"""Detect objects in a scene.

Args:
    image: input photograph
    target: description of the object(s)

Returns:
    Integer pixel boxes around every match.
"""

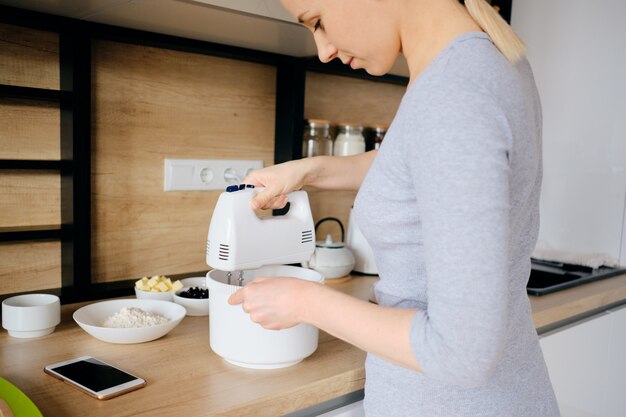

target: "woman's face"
[281,0,401,75]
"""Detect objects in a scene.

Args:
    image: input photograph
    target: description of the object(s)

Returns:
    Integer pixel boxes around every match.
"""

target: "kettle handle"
[314,217,345,242]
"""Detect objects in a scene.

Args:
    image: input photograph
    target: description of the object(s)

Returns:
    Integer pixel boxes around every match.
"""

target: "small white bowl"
[173,286,209,316]
[134,287,174,301]
[73,299,185,344]
[180,277,207,288]
[2,294,60,338]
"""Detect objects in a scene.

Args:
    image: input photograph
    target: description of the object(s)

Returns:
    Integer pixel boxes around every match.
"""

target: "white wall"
[511,0,626,263]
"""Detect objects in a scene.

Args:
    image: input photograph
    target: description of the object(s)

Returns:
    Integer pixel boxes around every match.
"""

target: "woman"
[229,0,560,415]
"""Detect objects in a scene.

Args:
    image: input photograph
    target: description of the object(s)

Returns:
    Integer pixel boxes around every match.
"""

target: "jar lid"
[337,122,364,128]
[336,123,364,135]
[369,124,389,133]
[306,119,331,128]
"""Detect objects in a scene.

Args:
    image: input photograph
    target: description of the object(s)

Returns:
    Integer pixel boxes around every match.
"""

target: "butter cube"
[155,281,170,292]
[172,280,183,291]
[147,276,159,288]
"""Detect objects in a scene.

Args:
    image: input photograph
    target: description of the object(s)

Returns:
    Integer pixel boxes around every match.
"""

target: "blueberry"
[180,286,208,299]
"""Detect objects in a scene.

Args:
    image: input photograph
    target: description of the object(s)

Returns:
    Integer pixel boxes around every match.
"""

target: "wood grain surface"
[0,277,373,417]
[0,98,60,160]
[91,40,276,283]
[303,73,404,245]
[0,170,60,227]
[304,72,405,127]
[1,274,624,416]
[0,23,59,89]
[0,240,61,294]
[531,274,626,330]
[307,189,358,245]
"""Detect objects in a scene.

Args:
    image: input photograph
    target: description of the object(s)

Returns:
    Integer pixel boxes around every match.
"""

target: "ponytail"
[464,0,526,64]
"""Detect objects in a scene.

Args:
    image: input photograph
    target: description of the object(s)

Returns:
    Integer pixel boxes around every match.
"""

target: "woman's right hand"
[244,159,313,210]
[245,151,377,210]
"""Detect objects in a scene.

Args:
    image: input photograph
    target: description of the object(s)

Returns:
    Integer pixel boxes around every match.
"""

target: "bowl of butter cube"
[134,275,183,301]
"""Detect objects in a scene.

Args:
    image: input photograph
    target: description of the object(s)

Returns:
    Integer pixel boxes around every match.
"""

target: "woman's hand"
[228,277,316,330]
[244,159,313,210]
[244,152,377,210]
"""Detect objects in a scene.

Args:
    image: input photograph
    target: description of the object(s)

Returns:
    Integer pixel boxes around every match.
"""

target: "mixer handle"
[249,189,312,222]
[272,202,290,217]
[314,217,345,242]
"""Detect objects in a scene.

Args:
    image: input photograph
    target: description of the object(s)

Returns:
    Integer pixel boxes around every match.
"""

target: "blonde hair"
[464,0,526,64]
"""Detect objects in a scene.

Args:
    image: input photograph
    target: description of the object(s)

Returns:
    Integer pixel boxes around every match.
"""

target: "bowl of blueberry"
[173,286,209,316]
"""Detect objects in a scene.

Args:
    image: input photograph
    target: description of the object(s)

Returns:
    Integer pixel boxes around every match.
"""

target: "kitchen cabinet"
[539,305,626,417]
[316,401,364,417]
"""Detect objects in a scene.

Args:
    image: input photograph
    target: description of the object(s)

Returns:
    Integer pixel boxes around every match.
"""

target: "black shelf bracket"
[0,226,62,242]
[0,84,67,102]
[59,22,93,302]
[275,57,307,164]
[0,160,69,170]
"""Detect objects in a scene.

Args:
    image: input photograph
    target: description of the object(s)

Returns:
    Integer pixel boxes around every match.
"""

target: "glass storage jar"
[371,124,388,150]
[333,123,365,156]
[302,119,333,158]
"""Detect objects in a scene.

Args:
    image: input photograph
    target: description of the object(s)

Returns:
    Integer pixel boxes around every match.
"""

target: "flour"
[103,307,169,328]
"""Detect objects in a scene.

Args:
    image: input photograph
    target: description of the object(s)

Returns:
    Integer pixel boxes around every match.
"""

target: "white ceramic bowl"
[2,294,60,338]
[173,286,209,316]
[134,287,174,301]
[180,277,207,288]
[73,299,185,344]
[207,265,324,369]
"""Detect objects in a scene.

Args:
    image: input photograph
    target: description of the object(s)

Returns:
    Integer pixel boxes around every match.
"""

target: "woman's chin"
[363,66,387,77]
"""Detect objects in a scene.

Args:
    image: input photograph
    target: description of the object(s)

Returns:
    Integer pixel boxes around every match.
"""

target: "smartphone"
[44,356,146,400]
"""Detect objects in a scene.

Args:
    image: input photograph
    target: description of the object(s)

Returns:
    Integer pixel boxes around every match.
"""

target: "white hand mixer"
[206,186,316,285]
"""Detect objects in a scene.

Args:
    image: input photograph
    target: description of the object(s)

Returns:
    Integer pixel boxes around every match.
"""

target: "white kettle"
[302,217,355,279]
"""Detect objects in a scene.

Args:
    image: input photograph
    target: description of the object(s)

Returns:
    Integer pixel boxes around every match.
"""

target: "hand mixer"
[206,186,316,286]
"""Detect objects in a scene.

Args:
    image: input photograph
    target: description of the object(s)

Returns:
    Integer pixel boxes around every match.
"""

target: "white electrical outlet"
[164,159,264,191]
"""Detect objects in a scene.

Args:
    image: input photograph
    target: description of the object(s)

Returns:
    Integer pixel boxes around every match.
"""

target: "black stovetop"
[527,258,626,296]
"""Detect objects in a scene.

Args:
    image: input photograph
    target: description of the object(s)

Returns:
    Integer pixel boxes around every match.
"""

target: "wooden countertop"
[1,274,625,417]
[529,272,626,332]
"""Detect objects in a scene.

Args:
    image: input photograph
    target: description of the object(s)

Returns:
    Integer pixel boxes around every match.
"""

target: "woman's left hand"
[228,277,314,330]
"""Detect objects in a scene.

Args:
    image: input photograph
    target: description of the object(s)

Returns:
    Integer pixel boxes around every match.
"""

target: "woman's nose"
[314,34,338,63]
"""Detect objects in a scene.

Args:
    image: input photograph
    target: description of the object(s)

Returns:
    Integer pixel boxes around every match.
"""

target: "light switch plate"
[164,159,264,191]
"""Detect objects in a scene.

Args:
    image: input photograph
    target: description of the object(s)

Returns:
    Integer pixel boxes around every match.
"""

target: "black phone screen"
[50,358,137,392]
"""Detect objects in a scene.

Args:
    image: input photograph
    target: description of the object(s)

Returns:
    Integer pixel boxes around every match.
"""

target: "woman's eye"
[313,19,322,32]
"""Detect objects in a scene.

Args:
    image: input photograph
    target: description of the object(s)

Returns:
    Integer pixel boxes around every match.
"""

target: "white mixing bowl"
[206,265,324,369]
[73,299,185,344]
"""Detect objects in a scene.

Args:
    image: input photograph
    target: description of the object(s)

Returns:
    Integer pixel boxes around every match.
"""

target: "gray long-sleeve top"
[354,32,560,416]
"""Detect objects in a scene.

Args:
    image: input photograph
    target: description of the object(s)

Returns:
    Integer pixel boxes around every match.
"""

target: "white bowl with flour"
[73,299,185,344]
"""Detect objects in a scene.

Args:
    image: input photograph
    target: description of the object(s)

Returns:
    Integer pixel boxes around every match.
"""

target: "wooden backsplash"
[304,72,405,242]
[0,24,61,294]
[305,72,405,127]
[0,170,60,227]
[0,23,59,89]
[91,40,276,283]
[0,99,60,160]
[0,241,60,294]
[1,21,405,293]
